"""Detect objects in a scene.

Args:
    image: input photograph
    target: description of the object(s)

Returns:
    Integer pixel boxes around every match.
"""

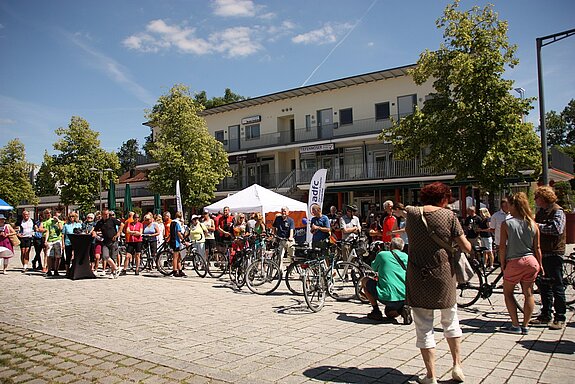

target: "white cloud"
[292,23,353,45]
[0,117,16,125]
[212,0,255,17]
[66,32,155,105]
[123,19,262,58]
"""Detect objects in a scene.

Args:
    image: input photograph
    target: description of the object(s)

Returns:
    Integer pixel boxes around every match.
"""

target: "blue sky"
[1,0,574,165]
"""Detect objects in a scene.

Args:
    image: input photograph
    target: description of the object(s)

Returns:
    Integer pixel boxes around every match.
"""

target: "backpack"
[169,221,179,249]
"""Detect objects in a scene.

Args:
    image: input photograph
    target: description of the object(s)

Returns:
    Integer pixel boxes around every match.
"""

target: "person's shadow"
[303,365,414,383]
[335,311,399,325]
[517,339,575,354]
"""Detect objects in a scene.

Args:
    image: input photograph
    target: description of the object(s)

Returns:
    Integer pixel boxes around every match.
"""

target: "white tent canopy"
[204,184,307,215]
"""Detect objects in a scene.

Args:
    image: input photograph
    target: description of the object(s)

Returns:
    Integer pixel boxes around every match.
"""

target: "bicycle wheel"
[563,258,575,306]
[156,249,173,276]
[234,258,248,288]
[302,264,326,312]
[207,251,228,278]
[456,262,484,308]
[328,261,363,301]
[192,252,208,278]
[285,261,305,295]
[246,259,282,295]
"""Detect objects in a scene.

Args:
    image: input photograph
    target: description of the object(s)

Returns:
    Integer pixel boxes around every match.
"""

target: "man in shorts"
[92,208,122,278]
[360,237,412,324]
[43,208,64,277]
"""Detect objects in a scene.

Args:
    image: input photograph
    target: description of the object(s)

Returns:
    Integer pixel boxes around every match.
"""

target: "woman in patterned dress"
[404,182,471,384]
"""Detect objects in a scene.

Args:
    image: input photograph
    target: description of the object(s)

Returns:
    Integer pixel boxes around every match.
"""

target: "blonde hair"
[479,207,491,219]
[509,192,535,230]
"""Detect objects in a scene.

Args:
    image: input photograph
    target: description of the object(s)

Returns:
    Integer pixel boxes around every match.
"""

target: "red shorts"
[94,243,102,256]
[503,255,539,284]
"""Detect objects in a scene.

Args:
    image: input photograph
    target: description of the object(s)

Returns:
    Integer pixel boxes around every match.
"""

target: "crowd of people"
[0,182,569,384]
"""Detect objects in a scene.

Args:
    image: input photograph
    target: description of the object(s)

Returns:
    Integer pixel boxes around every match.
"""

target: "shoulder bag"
[419,207,474,284]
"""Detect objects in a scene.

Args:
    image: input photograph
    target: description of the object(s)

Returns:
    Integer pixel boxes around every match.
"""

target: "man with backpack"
[169,211,186,277]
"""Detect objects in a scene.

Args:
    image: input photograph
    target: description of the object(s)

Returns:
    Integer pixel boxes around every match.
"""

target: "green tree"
[51,116,119,212]
[147,84,231,209]
[385,0,541,191]
[0,139,38,208]
[194,88,247,109]
[542,99,575,161]
[34,151,58,197]
[118,138,142,174]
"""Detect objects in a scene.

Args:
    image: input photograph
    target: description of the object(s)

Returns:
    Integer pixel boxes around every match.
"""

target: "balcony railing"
[218,157,451,192]
[220,116,393,152]
[550,147,573,174]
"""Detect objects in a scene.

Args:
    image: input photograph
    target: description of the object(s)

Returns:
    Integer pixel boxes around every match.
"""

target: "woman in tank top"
[498,192,542,335]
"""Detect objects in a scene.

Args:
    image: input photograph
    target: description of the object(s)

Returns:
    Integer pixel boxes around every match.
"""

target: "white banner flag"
[175,180,183,215]
[307,169,327,242]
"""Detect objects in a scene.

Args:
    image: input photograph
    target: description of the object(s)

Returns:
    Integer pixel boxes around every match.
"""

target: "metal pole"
[98,171,103,212]
[536,38,549,185]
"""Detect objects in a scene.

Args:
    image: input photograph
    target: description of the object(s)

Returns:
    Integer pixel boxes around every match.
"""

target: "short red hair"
[420,182,453,206]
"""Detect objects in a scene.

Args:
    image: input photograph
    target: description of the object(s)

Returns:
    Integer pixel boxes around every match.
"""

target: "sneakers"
[417,375,437,384]
[529,316,551,325]
[499,325,522,334]
[452,365,465,382]
[179,270,187,278]
[46,270,53,277]
[112,270,120,279]
[400,305,413,325]
[521,326,529,335]
[367,309,384,321]
[53,270,60,277]
[119,270,127,276]
[549,320,565,330]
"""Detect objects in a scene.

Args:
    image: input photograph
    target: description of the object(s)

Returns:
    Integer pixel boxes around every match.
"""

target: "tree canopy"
[0,139,38,209]
[385,0,541,191]
[50,116,119,212]
[544,99,575,160]
[147,84,231,210]
[118,138,142,174]
[194,88,247,109]
[34,151,58,197]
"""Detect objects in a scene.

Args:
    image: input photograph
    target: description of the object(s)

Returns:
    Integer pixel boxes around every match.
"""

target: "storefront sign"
[299,143,334,153]
[241,115,261,125]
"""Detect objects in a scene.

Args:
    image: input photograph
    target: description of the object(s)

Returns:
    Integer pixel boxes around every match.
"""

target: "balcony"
[218,157,450,191]
[219,116,393,152]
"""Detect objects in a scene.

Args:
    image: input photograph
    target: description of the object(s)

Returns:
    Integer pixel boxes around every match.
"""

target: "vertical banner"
[175,180,183,215]
[306,168,327,242]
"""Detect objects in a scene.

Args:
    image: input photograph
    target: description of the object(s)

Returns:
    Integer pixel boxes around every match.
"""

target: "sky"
[0,0,574,166]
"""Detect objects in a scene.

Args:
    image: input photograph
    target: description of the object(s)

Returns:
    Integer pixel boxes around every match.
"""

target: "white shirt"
[20,218,34,238]
[490,209,511,246]
[340,215,361,241]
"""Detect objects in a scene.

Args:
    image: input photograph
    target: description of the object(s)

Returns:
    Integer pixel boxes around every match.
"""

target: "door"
[290,119,295,143]
[229,125,240,152]
[317,108,333,139]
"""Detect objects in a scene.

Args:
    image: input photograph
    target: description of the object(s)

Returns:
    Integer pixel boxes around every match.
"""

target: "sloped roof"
[118,170,148,184]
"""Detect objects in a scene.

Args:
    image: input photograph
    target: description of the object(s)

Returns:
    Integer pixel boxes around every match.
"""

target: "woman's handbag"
[418,207,474,284]
[8,233,21,247]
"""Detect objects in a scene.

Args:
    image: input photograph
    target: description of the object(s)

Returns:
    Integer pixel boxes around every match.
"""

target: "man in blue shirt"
[272,206,295,270]
[310,203,330,253]
[360,237,412,324]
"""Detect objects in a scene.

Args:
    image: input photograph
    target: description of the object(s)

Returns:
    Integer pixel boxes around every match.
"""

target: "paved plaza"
[0,249,573,384]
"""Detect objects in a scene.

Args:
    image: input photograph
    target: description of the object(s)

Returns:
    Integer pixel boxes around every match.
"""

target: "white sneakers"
[417,365,464,384]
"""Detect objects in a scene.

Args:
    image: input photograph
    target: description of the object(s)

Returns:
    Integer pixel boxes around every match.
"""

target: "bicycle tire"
[563,258,575,306]
[285,261,305,295]
[191,251,208,278]
[234,258,248,288]
[246,259,282,295]
[207,251,228,278]
[456,261,484,308]
[327,261,362,301]
[303,264,326,312]
[156,249,173,276]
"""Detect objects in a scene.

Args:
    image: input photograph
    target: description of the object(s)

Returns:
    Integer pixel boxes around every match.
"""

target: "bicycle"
[301,246,363,312]
[207,241,231,278]
[456,246,525,312]
[245,234,283,295]
[156,239,207,278]
[138,235,165,272]
[564,252,575,306]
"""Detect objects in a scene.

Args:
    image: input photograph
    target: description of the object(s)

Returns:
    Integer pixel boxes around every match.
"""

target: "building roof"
[118,169,148,184]
[199,64,416,116]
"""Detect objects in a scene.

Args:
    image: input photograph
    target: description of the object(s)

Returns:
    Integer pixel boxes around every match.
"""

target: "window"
[215,130,225,143]
[375,102,390,120]
[305,114,312,131]
[397,94,417,120]
[245,124,260,140]
[339,108,353,126]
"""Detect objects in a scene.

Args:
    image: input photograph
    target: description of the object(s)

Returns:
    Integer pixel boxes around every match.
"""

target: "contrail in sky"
[301,0,379,86]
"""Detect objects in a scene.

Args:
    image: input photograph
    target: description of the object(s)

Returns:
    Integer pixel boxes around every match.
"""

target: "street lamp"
[89,167,113,211]
[514,87,525,123]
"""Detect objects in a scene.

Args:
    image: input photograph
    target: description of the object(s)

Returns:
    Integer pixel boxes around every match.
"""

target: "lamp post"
[514,87,525,123]
[536,28,575,186]
[89,167,112,211]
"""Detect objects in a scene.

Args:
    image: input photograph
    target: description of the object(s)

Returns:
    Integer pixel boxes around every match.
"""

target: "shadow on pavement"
[458,318,506,333]
[273,298,315,315]
[517,339,575,354]
[334,311,399,325]
[302,365,414,383]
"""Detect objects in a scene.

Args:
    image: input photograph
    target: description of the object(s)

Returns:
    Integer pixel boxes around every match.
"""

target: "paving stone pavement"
[0,249,573,383]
